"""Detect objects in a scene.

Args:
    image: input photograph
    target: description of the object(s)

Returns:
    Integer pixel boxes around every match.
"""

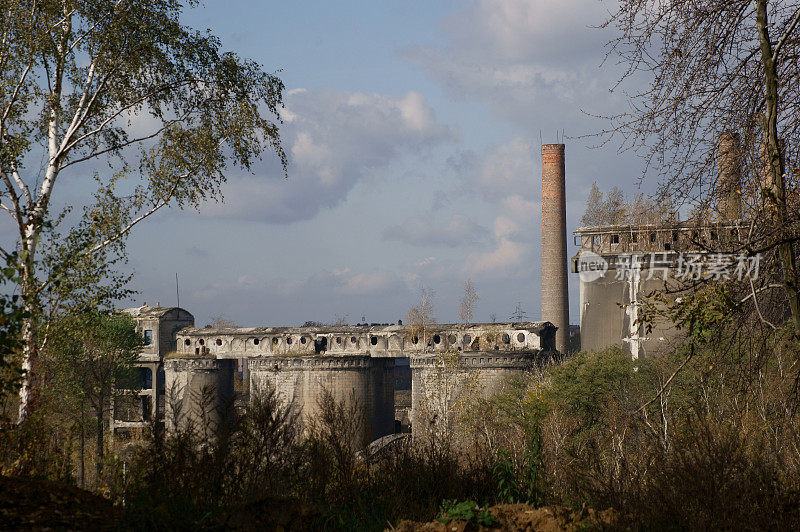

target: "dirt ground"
[392,504,620,532]
[0,475,119,530]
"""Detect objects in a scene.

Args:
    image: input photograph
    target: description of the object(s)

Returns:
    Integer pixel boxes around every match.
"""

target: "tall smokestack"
[760,138,786,193]
[717,132,742,220]
[541,144,570,354]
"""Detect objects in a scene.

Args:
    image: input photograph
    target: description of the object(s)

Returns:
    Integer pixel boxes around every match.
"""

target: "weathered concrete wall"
[164,356,234,436]
[248,355,394,445]
[410,351,547,425]
[176,322,556,359]
[578,269,684,358]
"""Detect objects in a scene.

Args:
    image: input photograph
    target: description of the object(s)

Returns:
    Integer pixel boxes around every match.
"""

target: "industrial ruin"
[115,135,751,441]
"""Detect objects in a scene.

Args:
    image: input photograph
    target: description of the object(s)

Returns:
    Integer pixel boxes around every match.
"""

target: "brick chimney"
[541,144,570,354]
[717,131,742,220]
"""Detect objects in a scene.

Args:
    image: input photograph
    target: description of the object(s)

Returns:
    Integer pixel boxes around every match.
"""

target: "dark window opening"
[300,337,307,344]
[370,336,378,345]
[711,230,718,240]
[463,334,472,344]
[517,332,525,342]
[672,231,679,242]
[216,338,222,346]
[502,333,510,344]
[253,338,260,345]
[184,339,191,346]
[199,339,205,346]
[336,337,342,344]
[139,367,153,389]
[631,233,638,242]
[143,330,153,345]
[273,337,279,345]
[195,347,200,355]
[433,334,441,344]
[650,233,656,243]
[664,243,672,251]
[351,336,357,344]
[611,234,619,244]
[287,337,293,345]
[412,336,419,344]
[314,337,328,354]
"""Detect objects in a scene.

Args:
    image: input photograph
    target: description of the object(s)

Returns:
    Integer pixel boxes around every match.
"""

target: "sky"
[36,0,654,327]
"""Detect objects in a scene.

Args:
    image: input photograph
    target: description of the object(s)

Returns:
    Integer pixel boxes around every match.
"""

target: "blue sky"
[114,0,646,327]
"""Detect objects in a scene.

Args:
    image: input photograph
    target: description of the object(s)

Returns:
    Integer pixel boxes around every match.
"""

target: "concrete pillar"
[541,144,570,354]
[248,355,395,446]
[163,356,234,437]
[410,352,538,431]
[717,132,742,220]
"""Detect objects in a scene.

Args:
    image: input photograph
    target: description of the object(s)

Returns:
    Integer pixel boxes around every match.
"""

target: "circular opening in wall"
[448,334,456,343]
[463,334,471,344]
[184,339,190,346]
[433,334,441,344]
[287,337,293,345]
[371,336,378,345]
[412,336,419,344]
[199,339,205,346]
[300,337,307,344]
[517,332,525,343]
[273,337,278,345]
[253,338,260,345]
[336,337,342,344]
[351,336,357,344]
[502,333,510,344]
[216,338,222,346]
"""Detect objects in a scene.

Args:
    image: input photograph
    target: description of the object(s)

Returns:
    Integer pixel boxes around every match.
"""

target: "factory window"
[611,234,619,244]
[336,337,342,344]
[195,348,200,355]
[433,334,441,344]
[300,336,307,344]
[139,368,153,389]
[664,243,672,251]
[198,339,204,346]
[673,231,679,242]
[286,337,293,345]
[253,338,260,345]
[650,232,656,243]
[631,233,638,243]
[143,330,153,345]
[463,334,472,344]
[412,336,419,344]
[592,235,600,246]
[184,339,190,346]
[273,337,279,345]
[710,230,717,240]
[370,336,378,345]
[216,338,222,346]
[517,333,525,342]
[502,333,510,344]
[351,336,357,344]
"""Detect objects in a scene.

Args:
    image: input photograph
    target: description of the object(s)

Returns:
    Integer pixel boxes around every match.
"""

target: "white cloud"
[383,213,488,247]
[200,89,456,224]
[403,0,623,133]
[464,238,531,277]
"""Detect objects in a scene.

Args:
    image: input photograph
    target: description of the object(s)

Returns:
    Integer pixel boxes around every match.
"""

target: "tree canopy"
[0,0,287,420]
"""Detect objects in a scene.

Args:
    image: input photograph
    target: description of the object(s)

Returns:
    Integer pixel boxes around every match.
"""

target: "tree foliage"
[600,0,800,334]
[0,0,287,419]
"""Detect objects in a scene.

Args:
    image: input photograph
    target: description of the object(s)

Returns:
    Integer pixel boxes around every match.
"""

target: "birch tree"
[0,1,286,421]
[601,0,800,336]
